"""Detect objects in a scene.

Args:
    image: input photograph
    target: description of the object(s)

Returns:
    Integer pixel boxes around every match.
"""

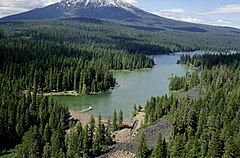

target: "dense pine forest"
[0,22,154,94]
[0,84,115,157]
[1,18,240,54]
[169,72,199,91]
[0,18,154,157]
[0,67,126,157]
[141,53,240,157]
[1,17,240,158]
[178,53,240,68]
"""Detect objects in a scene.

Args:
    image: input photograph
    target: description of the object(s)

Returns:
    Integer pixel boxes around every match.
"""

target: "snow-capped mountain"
[62,0,133,10]
[0,0,157,21]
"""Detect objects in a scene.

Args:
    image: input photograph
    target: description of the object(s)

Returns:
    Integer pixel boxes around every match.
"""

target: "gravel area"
[185,88,202,100]
[114,129,133,143]
[101,118,173,157]
[105,150,136,158]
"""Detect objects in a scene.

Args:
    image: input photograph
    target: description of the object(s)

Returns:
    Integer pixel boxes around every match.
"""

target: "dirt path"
[114,112,145,143]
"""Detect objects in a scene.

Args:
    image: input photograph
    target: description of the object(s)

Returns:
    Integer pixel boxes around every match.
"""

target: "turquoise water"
[54,51,203,119]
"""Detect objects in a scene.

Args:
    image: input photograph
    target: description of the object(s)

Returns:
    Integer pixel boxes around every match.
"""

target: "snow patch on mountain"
[61,0,135,12]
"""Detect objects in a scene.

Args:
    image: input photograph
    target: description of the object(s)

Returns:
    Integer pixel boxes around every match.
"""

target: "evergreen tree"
[83,124,90,157]
[151,133,167,158]
[50,131,65,158]
[89,115,95,155]
[112,109,118,131]
[43,123,51,143]
[43,143,51,158]
[105,118,113,145]
[137,133,149,158]
[66,129,78,158]
[19,126,41,158]
[118,109,123,129]
[207,131,223,158]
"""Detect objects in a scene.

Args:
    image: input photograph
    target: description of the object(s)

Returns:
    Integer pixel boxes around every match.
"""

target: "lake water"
[54,51,204,119]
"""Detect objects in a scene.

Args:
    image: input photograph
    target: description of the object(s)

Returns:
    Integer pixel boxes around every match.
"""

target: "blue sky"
[0,0,240,28]
[136,0,240,28]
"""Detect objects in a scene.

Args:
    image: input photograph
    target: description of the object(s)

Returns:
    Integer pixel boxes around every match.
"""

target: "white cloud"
[153,8,185,18]
[0,0,60,17]
[180,17,233,26]
[156,8,185,15]
[216,19,231,24]
[152,8,238,28]
[179,17,201,23]
[202,4,240,15]
[152,8,188,23]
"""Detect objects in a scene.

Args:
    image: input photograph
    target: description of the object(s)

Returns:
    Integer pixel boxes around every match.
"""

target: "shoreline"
[69,108,134,126]
[69,109,108,126]
[24,89,113,97]
[110,68,151,73]
[25,68,153,97]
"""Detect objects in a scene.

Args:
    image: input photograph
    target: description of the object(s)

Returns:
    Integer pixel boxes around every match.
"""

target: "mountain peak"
[62,0,132,8]
[1,0,151,21]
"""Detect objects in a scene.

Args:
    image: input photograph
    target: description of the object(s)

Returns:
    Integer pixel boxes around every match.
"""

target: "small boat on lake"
[79,106,93,113]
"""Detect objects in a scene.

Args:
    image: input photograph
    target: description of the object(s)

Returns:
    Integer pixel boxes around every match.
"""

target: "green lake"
[54,51,204,119]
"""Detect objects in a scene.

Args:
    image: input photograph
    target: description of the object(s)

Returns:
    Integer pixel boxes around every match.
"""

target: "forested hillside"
[0,15,155,157]
[0,84,114,157]
[178,53,240,68]
[1,13,240,158]
[0,21,154,95]
[1,18,240,54]
[141,53,240,157]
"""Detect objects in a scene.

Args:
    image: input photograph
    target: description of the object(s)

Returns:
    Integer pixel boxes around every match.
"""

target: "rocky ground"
[69,110,173,158]
[100,112,173,158]
[185,88,202,100]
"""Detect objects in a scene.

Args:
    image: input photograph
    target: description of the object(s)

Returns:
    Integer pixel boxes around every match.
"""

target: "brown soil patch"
[69,109,107,126]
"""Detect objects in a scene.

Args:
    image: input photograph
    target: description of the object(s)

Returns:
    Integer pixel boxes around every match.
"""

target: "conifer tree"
[207,130,223,157]
[118,109,123,129]
[50,131,65,158]
[43,123,51,143]
[112,109,118,131]
[105,117,113,145]
[43,143,51,158]
[93,127,101,156]
[66,129,78,158]
[89,115,95,153]
[137,133,149,158]
[83,124,90,157]
[151,133,167,158]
